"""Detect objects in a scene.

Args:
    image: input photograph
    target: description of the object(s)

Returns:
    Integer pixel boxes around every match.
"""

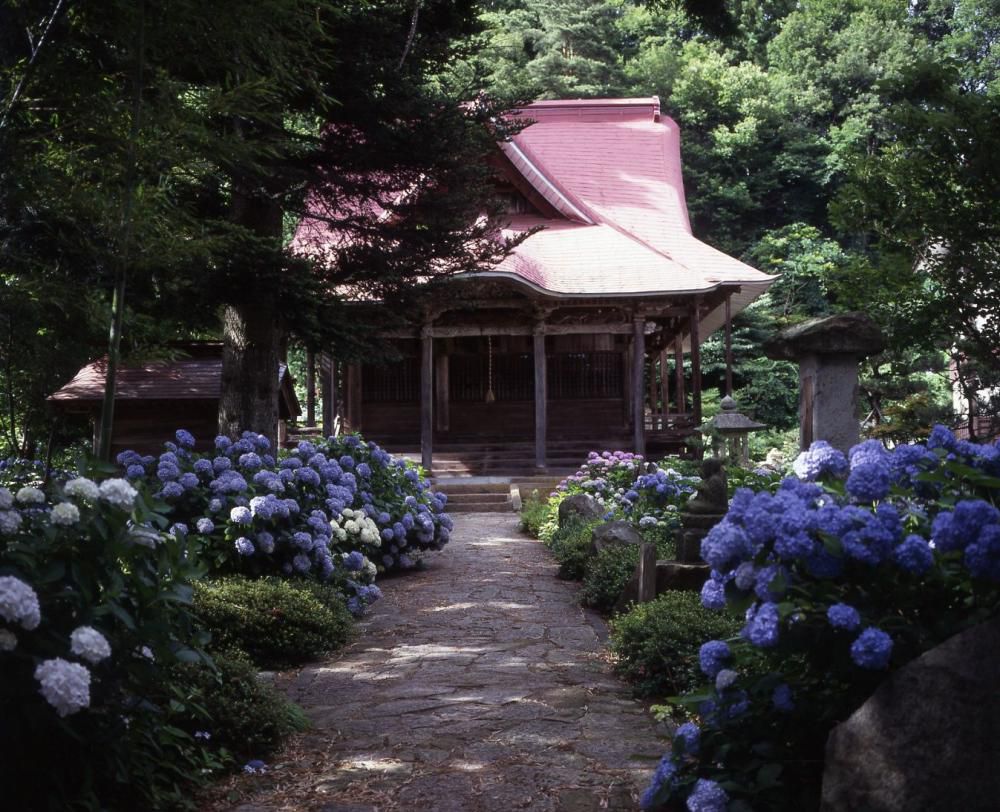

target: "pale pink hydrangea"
[0,575,41,629]
[50,502,81,526]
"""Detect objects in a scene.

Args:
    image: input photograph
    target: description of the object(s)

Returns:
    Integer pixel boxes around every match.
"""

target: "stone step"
[443,492,510,505]
[433,482,512,494]
[447,501,514,513]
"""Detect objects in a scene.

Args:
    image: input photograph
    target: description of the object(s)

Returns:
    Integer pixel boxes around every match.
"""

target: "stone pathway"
[213,513,667,811]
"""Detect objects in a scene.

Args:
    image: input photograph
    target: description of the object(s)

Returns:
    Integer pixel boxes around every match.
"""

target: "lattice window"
[450,353,533,402]
[362,358,419,402]
[548,352,623,399]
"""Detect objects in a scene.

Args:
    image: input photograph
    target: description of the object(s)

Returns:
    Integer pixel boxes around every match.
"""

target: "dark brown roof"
[49,355,301,417]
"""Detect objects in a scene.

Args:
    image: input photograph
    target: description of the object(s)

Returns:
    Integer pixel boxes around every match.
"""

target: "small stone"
[557,494,602,527]
[589,520,643,555]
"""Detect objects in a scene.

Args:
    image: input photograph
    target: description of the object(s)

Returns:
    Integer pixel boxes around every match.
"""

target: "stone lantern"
[704,395,766,465]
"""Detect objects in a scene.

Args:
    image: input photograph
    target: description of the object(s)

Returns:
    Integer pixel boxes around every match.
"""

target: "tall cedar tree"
[1,0,514,451]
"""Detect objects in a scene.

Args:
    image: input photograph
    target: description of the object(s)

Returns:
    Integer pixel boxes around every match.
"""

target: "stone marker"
[557,493,601,528]
[677,458,728,563]
[764,312,885,454]
[637,543,657,603]
[589,520,643,555]
[821,615,1000,812]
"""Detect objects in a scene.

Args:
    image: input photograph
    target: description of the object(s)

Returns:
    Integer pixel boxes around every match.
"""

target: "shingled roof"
[291,97,775,346]
[49,347,300,418]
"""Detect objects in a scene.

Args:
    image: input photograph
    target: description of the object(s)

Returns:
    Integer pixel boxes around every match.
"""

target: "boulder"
[557,494,601,528]
[589,520,643,555]
[821,614,1000,811]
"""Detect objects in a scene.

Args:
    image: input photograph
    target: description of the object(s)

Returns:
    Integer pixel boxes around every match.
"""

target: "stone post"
[764,312,885,454]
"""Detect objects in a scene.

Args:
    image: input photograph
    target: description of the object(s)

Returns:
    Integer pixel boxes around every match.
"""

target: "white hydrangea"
[0,509,22,535]
[0,575,41,630]
[50,502,81,526]
[70,626,112,664]
[365,561,378,579]
[34,658,91,716]
[64,477,100,501]
[137,645,155,661]
[99,478,138,510]
[15,486,45,505]
[0,487,12,509]
[0,628,17,651]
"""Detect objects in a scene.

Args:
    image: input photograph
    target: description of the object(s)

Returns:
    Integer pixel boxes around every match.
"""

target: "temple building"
[293,97,776,474]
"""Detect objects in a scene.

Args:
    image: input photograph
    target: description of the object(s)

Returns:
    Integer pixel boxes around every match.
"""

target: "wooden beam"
[321,353,337,437]
[632,316,646,455]
[533,324,547,469]
[305,349,316,427]
[690,299,702,422]
[647,356,658,423]
[674,339,686,415]
[420,327,433,472]
[346,363,361,432]
[724,293,734,397]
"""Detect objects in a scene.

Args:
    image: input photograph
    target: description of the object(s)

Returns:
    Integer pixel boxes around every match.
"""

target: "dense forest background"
[2,0,998,458]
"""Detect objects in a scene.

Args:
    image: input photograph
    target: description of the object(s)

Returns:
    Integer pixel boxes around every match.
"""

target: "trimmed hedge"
[609,590,742,697]
[546,518,600,580]
[194,576,353,669]
[580,533,676,615]
[170,649,308,760]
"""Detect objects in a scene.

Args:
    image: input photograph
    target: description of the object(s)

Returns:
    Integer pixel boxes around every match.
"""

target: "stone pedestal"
[764,312,885,454]
[677,512,723,563]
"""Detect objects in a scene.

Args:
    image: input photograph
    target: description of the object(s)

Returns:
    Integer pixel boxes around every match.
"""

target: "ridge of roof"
[512,97,661,122]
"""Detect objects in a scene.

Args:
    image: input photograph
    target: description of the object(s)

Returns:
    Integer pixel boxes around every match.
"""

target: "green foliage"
[193,576,353,669]
[169,649,308,761]
[579,532,675,615]
[0,469,218,811]
[609,591,742,698]
[519,489,551,537]
[545,517,600,580]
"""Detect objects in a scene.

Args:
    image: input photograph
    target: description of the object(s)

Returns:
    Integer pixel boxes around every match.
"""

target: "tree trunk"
[219,141,284,445]
[219,299,281,447]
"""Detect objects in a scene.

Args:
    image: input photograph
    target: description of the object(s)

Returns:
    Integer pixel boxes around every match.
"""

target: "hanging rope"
[485,336,496,403]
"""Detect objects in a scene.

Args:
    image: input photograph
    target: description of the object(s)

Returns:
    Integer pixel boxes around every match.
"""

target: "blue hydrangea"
[846,462,891,502]
[156,461,180,482]
[256,531,275,554]
[280,457,302,470]
[212,456,232,473]
[292,554,311,573]
[894,534,933,574]
[700,521,751,571]
[674,722,699,755]
[214,435,232,451]
[339,455,355,470]
[851,627,893,669]
[161,482,184,499]
[179,472,199,490]
[343,551,366,571]
[754,565,787,601]
[292,532,313,550]
[698,640,731,678]
[640,755,677,810]
[196,518,215,534]
[793,440,849,481]
[193,458,213,476]
[827,602,861,631]
[175,429,196,448]
[965,525,1000,581]
[234,537,254,556]
[356,462,372,479]
[926,424,956,451]
[208,498,222,513]
[772,683,794,712]
[686,778,728,812]
[126,464,145,479]
[932,500,1000,552]
[700,578,726,610]
[746,601,780,648]
[849,439,889,469]
[230,506,252,525]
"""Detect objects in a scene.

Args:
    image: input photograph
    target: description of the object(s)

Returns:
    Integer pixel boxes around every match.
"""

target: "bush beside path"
[209,512,666,811]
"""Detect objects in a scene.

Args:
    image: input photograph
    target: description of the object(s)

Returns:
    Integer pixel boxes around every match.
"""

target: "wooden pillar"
[305,348,316,427]
[690,299,703,422]
[632,316,646,455]
[533,323,547,469]
[724,293,734,397]
[647,356,658,429]
[346,363,361,432]
[674,339,686,415]
[420,326,433,472]
[434,352,449,432]
[659,349,669,417]
[321,352,337,437]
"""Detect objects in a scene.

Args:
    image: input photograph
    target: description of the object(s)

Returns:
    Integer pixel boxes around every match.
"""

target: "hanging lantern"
[485,335,496,403]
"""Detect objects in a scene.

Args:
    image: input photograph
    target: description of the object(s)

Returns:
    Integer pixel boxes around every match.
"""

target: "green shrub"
[194,576,353,669]
[519,490,551,537]
[609,590,742,697]
[580,534,676,615]
[170,649,308,760]
[545,518,599,580]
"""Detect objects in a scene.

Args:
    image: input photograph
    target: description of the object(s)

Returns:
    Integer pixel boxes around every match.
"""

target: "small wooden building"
[294,97,775,473]
[48,343,300,455]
